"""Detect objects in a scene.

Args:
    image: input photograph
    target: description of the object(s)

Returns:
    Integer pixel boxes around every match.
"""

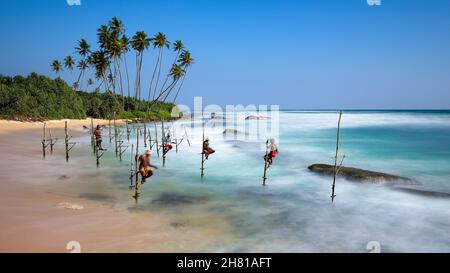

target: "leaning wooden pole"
[262,139,270,186]
[184,126,191,147]
[331,111,343,203]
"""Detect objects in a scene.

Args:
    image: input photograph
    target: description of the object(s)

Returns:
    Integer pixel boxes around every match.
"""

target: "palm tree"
[106,35,123,96]
[75,39,91,90]
[154,64,185,103]
[76,39,91,57]
[158,40,184,99]
[149,32,170,102]
[172,50,194,103]
[97,25,110,49]
[91,50,110,92]
[51,60,63,75]
[64,56,75,84]
[109,17,124,36]
[131,31,150,101]
[76,60,88,91]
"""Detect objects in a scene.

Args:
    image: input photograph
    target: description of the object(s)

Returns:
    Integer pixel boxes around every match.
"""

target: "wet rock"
[308,164,418,185]
[392,186,450,199]
[222,129,247,137]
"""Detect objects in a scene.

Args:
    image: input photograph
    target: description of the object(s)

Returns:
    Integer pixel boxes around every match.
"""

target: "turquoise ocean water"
[65,110,450,252]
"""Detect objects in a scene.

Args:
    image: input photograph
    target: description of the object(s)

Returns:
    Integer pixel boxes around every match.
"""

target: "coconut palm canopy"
[52,18,193,111]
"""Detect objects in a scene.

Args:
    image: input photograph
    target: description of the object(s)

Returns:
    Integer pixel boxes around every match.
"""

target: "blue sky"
[1,0,449,109]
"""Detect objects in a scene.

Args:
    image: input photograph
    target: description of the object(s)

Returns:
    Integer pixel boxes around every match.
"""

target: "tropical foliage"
[0,73,176,121]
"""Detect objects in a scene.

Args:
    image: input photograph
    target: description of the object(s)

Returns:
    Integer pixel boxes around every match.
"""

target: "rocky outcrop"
[308,164,418,185]
[222,129,247,136]
[245,115,271,120]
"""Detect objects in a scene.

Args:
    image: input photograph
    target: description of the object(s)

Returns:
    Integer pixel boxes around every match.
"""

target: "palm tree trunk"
[123,54,131,98]
[148,48,162,102]
[172,74,186,103]
[159,51,180,99]
[152,49,164,102]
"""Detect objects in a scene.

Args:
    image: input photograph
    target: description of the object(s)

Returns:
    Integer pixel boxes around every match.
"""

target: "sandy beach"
[0,119,229,253]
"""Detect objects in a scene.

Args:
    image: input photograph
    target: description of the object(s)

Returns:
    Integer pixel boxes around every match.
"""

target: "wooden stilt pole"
[331,111,343,203]
[90,118,95,149]
[201,120,205,178]
[95,146,100,168]
[126,120,130,142]
[144,121,147,148]
[134,128,140,199]
[184,126,191,147]
[65,121,69,162]
[49,129,56,155]
[154,122,160,157]
[114,113,118,157]
[42,123,47,158]
[130,144,135,189]
[109,118,112,144]
[162,119,166,167]
[262,139,270,186]
[174,128,179,153]
[64,121,77,163]
[148,129,153,149]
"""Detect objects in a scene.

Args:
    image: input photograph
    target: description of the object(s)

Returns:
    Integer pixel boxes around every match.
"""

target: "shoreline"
[0,121,229,253]
[0,118,127,135]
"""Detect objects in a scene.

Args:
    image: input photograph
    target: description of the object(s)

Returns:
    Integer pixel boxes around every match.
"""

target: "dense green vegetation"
[0,73,177,121]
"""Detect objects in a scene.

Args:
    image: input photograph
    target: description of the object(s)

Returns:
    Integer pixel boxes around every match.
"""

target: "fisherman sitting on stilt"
[137,150,158,184]
[264,138,279,168]
[203,137,215,160]
[164,131,173,154]
[94,125,106,151]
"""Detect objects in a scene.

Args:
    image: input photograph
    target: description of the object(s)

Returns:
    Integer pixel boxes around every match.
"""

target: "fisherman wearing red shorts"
[164,132,173,154]
[203,137,215,160]
[265,138,279,167]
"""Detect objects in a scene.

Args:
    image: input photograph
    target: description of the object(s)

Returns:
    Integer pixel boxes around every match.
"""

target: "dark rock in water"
[151,193,208,207]
[391,186,450,199]
[308,164,418,185]
[223,129,247,136]
[245,115,271,120]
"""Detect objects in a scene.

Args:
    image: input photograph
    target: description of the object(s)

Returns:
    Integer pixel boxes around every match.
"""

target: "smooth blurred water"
[69,110,450,252]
